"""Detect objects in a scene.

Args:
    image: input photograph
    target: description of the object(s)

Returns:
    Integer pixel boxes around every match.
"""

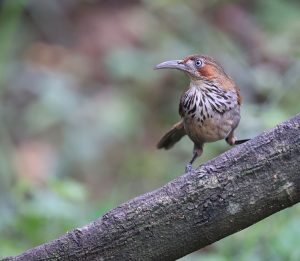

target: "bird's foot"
[185,163,193,173]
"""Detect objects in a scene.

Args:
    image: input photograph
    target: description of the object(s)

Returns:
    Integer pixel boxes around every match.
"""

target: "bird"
[155,54,249,172]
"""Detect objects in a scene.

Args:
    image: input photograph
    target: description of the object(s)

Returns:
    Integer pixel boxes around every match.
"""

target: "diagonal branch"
[3,113,300,261]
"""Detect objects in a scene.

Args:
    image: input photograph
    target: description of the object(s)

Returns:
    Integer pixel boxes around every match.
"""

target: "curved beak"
[154,59,188,72]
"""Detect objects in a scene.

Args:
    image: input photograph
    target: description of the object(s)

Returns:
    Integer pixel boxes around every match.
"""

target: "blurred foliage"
[0,0,300,259]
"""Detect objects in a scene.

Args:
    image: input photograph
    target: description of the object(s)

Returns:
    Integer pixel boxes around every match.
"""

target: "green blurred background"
[1,0,300,260]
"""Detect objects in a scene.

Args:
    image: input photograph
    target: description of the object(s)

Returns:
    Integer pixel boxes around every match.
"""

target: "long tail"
[157,121,186,150]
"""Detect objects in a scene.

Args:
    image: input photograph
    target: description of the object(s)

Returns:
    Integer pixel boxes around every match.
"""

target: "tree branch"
[3,113,300,261]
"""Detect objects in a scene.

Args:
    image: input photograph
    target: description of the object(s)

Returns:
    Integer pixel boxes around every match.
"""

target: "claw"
[234,139,250,145]
[185,163,193,173]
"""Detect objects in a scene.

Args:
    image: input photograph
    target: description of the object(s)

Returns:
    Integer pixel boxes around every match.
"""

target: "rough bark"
[3,113,300,261]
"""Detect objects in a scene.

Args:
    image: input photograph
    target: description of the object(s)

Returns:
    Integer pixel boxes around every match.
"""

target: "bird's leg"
[226,131,250,146]
[185,152,198,172]
[185,146,203,172]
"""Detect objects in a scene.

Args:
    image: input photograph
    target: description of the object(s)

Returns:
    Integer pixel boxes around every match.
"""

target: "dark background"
[1,0,300,259]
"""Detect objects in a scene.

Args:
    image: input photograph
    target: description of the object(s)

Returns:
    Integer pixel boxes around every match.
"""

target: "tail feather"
[157,121,186,150]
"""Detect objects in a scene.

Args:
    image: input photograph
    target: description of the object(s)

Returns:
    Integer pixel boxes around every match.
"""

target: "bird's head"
[154,54,230,83]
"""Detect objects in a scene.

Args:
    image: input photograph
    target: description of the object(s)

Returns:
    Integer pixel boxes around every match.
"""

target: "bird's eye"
[195,59,203,68]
